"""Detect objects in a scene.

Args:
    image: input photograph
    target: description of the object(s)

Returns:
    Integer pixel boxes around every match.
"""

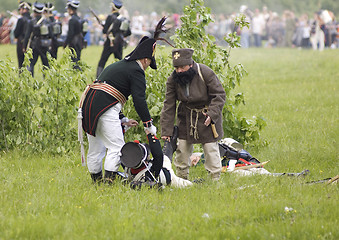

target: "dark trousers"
[16,40,25,69]
[28,46,50,77]
[98,41,123,68]
[49,40,59,59]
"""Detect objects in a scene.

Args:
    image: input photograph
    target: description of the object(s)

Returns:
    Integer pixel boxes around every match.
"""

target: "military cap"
[112,0,123,9]
[120,142,150,168]
[66,0,80,9]
[172,48,194,67]
[125,36,157,69]
[18,1,31,10]
[45,2,54,11]
[33,2,45,13]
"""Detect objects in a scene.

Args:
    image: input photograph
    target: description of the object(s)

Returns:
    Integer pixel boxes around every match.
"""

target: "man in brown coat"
[160,48,226,180]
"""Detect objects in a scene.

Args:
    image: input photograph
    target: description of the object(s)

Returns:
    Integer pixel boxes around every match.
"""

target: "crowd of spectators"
[1,5,338,51]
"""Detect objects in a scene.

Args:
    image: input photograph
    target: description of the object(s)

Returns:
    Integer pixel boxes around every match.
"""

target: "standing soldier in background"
[63,0,83,70]
[23,2,52,77]
[14,1,32,70]
[96,0,131,78]
[44,2,62,59]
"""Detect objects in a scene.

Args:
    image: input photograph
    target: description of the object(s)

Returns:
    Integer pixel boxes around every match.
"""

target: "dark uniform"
[23,2,52,77]
[14,1,32,70]
[96,0,131,77]
[82,60,152,136]
[45,2,62,59]
[80,36,158,183]
[64,0,83,69]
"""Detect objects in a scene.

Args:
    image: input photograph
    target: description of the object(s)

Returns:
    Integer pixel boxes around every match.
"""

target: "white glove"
[144,124,157,135]
[121,117,129,124]
[228,159,237,171]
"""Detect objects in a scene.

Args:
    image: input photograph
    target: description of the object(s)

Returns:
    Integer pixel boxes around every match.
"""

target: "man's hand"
[161,136,171,141]
[203,112,211,126]
[122,119,138,128]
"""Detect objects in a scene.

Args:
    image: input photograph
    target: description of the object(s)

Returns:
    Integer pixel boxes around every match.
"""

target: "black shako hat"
[33,2,45,13]
[18,1,31,10]
[112,0,123,9]
[120,142,150,168]
[45,2,54,12]
[66,0,80,10]
[124,36,157,69]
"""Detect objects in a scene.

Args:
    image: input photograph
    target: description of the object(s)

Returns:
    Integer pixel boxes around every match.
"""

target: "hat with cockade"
[172,48,194,67]
[45,2,54,12]
[33,2,45,13]
[18,1,31,10]
[66,0,80,10]
[112,0,123,9]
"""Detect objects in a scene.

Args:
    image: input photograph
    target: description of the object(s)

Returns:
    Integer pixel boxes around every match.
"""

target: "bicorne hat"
[124,36,157,69]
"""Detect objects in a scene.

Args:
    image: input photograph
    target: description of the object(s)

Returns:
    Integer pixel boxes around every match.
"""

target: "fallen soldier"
[119,127,193,189]
[191,138,309,177]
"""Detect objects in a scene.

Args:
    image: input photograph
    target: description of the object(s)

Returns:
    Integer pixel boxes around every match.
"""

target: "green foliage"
[0,48,89,153]
[171,0,266,144]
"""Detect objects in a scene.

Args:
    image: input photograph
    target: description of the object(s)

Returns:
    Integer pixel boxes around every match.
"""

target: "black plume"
[153,16,175,47]
[153,16,167,40]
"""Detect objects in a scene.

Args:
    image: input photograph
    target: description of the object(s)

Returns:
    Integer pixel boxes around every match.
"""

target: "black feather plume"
[153,16,167,40]
[153,16,175,47]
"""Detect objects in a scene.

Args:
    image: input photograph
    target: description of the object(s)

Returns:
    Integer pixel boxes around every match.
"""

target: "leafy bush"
[0,0,265,153]
[124,0,265,144]
[173,0,266,145]
[0,48,89,153]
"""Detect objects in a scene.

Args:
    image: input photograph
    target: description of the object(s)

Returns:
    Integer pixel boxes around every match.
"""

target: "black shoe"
[90,171,103,184]
[104,170,117,184]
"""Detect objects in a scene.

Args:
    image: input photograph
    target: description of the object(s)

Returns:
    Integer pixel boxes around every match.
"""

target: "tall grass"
[0,45,338,239]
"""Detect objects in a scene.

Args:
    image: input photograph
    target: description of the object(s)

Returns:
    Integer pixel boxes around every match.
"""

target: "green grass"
[0,45,338,239]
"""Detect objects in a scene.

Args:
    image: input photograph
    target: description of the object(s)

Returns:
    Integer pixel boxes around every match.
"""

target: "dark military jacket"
[14,12,31,42]
[82,60,152,136]
[160,62,226,144]
[23,15,52,49]
[64,13,82,48]
[103,12,131,48]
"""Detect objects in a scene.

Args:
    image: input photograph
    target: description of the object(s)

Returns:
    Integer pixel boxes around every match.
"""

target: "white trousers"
[86,103,124,174]
[161,155,193,188]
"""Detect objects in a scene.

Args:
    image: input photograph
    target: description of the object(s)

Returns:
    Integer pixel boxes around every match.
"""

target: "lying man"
[120,127,193,188]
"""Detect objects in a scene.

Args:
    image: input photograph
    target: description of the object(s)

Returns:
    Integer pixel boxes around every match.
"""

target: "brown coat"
[160,62,226,144]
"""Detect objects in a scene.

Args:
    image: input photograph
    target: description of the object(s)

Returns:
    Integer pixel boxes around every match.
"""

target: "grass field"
[0,45,338,239]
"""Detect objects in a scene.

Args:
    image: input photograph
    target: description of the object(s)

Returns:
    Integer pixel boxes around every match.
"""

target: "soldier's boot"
[104,170,117,184]
[96,66,104,78]
[162,125,179,162]
[90,171,103,184]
